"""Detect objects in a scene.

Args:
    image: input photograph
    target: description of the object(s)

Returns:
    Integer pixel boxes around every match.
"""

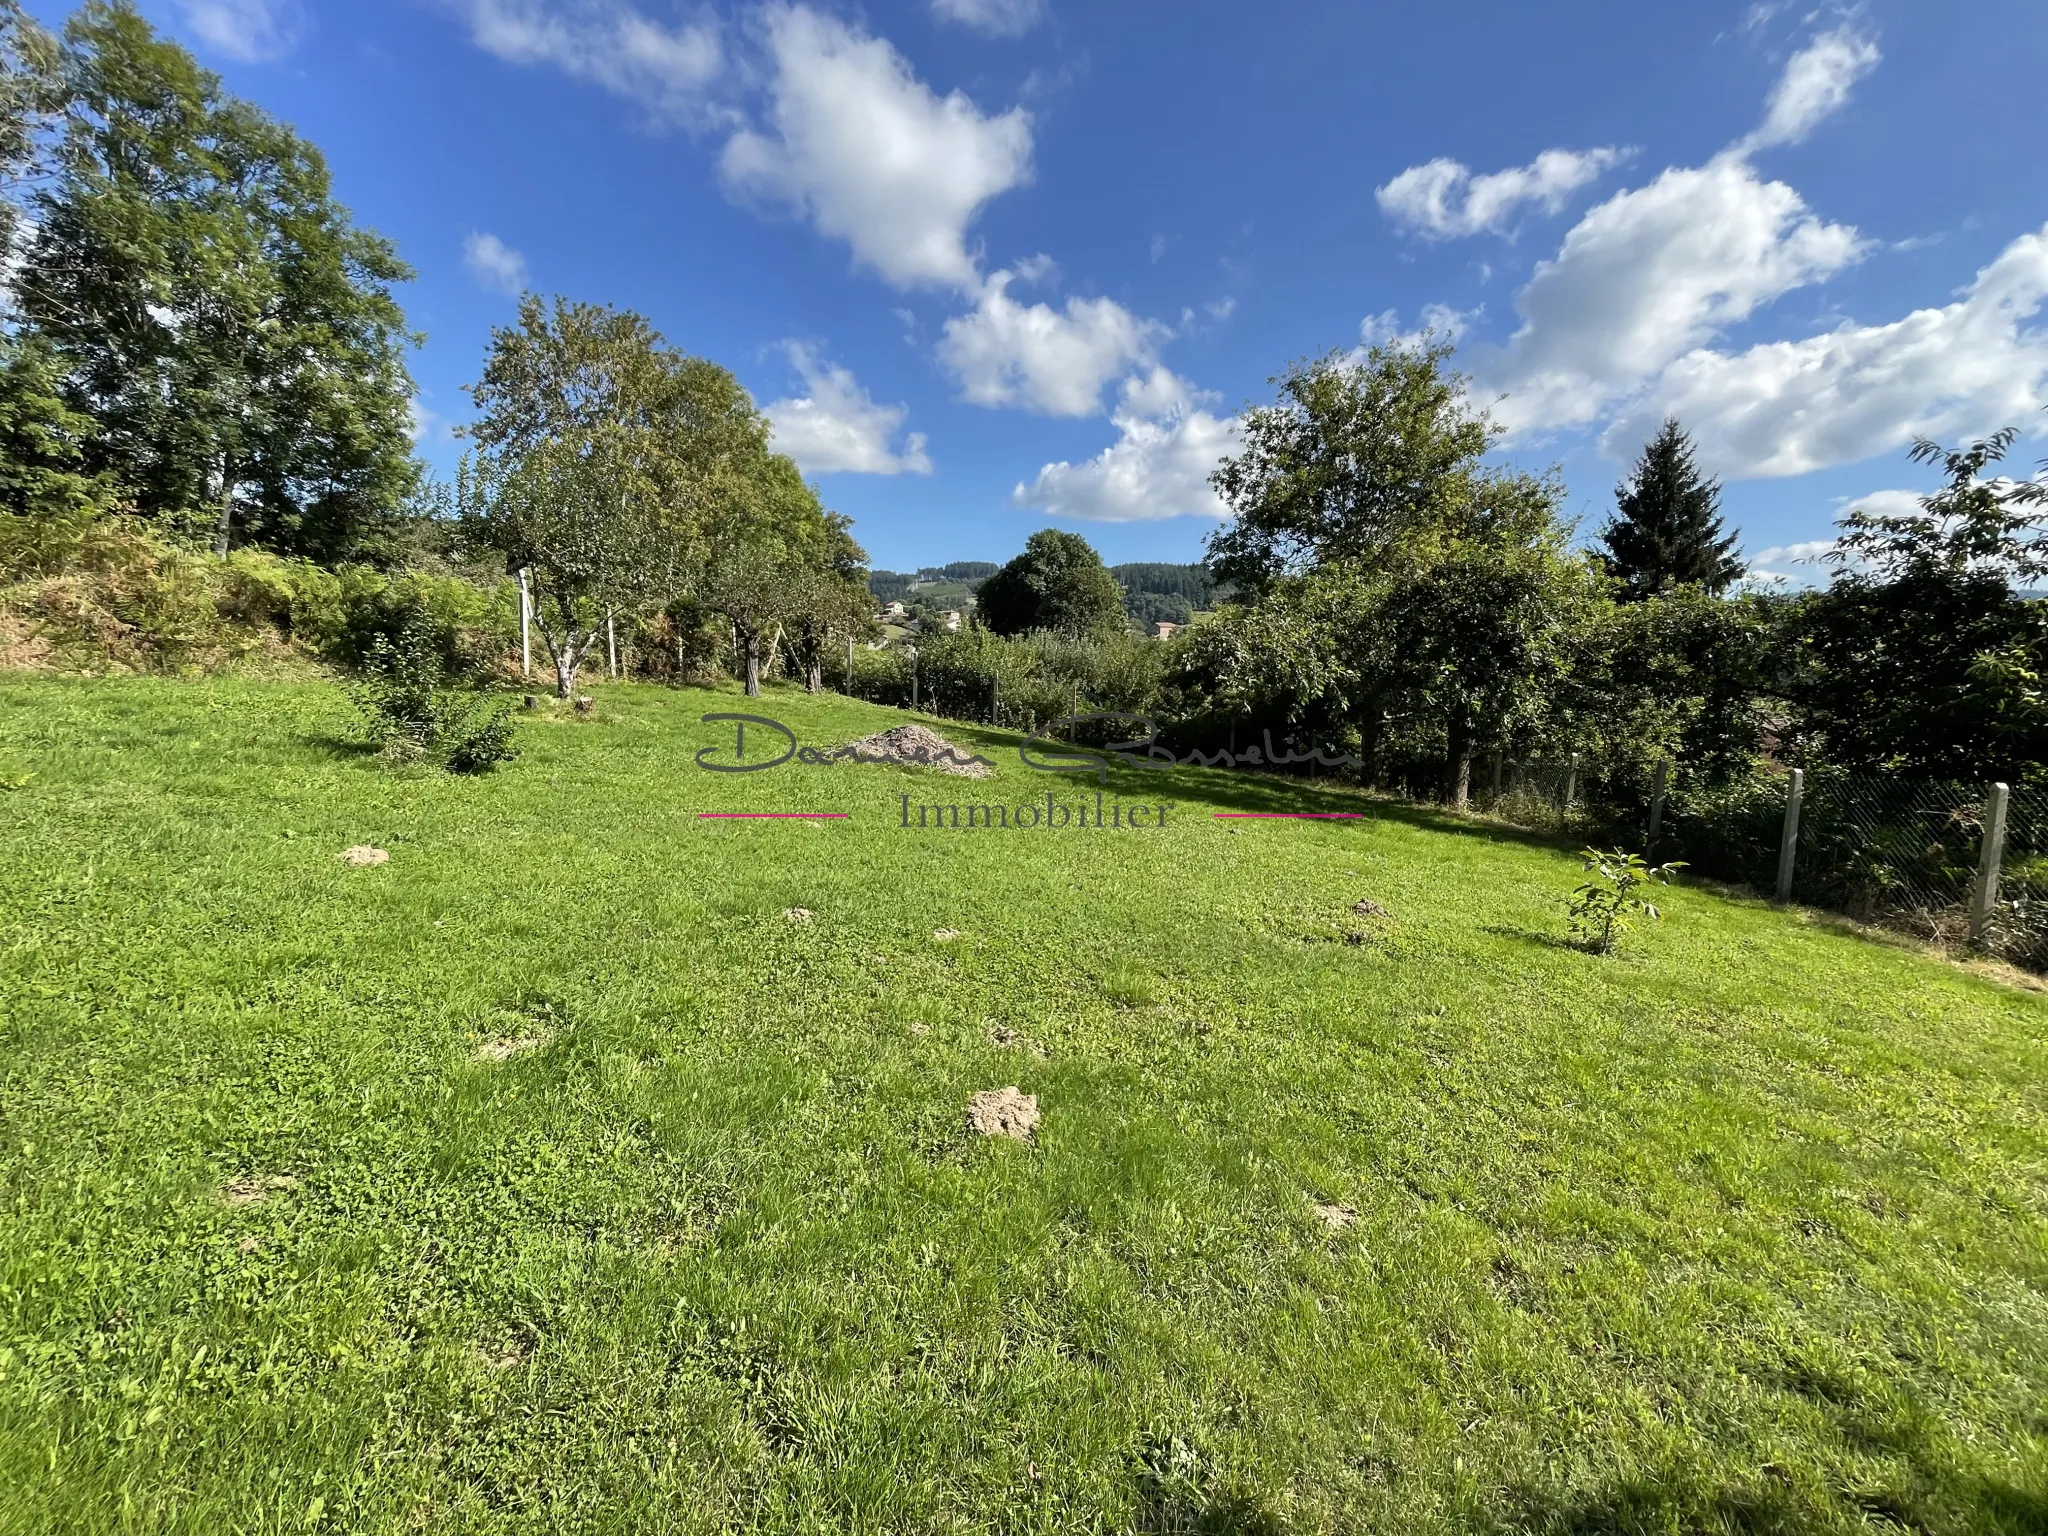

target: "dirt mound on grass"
[965,1086,1039,1141]
[839,724,994,778]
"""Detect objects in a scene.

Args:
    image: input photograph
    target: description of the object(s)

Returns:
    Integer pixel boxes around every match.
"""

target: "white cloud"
[1359,303,1480,352]
[1013,368,1242,522]
[938,268,1167,415]
[1604,226,2048,476]
[1376,147,1630,239]
[1439,23,1884,447]
[1738,25,1881,153]
[929,0,1045,38]
[463,232,530,297]
[1374,23,2045,482]
[453,0,723,120]
[1750,537,1841,567]
[762,343,933,475]
[1743,533,1864,589]
[177,0,302,62]
[1475,156,1868,435]
[720,6,1032,292]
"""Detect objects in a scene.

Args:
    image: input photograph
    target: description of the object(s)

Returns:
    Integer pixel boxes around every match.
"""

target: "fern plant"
[1569,847,1685,955]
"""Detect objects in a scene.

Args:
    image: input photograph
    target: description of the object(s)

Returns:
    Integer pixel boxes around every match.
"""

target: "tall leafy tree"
[461,296,757,697]
[1794,427,2048,780]
[1205,340,1491,594]
[19,2,419,561]
[1378,472,1603,806]
[1598,418,1744,599]
[783,513,871,693]
[697,453,845,697]
[977,528,1126,638]
[0,0,62,271]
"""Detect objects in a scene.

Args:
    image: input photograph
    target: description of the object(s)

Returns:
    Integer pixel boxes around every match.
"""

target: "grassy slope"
[0,676,2044,1535]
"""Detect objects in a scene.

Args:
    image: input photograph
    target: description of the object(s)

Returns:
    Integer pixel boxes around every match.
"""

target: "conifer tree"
[1598,419,1744,599]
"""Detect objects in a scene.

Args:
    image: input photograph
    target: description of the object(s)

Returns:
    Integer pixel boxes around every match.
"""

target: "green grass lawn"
[1,675,2045,1535]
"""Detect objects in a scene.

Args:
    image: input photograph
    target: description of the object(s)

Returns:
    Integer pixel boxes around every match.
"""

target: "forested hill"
[869,560,1219,627]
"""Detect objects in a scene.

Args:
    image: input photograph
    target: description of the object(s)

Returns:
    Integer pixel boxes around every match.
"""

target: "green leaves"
[1567,846,1686,955]
[18,1,419,562]
[1204,340,1493,594]
[976,528,1126,640]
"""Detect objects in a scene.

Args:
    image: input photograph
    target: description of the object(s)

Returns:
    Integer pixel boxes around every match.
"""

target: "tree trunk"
[555,643,577,699]
[806,655,822,694]
[213,455,235,559]
[743,629,761,697]
[1358,702,1385,789]
[1444,718,1474,810]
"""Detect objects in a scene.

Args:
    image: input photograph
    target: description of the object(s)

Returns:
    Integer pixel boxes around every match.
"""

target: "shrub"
[347,616,518,773]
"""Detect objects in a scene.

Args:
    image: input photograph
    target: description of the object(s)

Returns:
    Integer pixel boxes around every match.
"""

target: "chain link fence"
[1482,758,2043,969]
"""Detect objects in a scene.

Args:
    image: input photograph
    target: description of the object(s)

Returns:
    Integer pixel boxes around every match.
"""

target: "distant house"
[1151,620,1180,639]
[882,601,908,620]
[942,610,962,632]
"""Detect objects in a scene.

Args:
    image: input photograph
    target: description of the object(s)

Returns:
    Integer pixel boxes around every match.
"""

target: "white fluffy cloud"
[1477,156,1868,435]
[1452,22,1948,472]
[938,269,1166,416]
[177,0,301,62]
[463,231,530,296]
[1605,227,2048,476]
[454,0,723,120]
[929,0,1045,38]
[720,7,1032,292]
[1739,26,1881,153]
[1359,303,1480,352]
[1013,368,1241,523]
[763,344,933,475]
[1376,147,1629,240]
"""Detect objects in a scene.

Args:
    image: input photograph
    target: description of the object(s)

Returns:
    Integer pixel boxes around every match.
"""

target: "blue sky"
[54,0,2048,576]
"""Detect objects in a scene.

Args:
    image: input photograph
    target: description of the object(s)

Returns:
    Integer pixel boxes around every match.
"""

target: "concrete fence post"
[1776,768,1804,903]
[1491,751,1504,802]
[1971,782,2011,947]
[518,567,531,680]
[606,613,618,679]
[1565,752,1580,810]
[846,634,854,692]
[1649,759,1670,846]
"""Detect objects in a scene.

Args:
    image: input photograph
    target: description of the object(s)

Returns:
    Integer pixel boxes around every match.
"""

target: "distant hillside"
[869,565,992,612]
[870,559,1223,628]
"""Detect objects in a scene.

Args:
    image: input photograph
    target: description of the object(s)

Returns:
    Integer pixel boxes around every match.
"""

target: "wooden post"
[1775,768,1804,903]
[1971,782,2011,947]
[1648,759,1670,845]
[989,674,998,725]
[1490,751,1503,802]
[518,568,531,680]
[910,657,919,712]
